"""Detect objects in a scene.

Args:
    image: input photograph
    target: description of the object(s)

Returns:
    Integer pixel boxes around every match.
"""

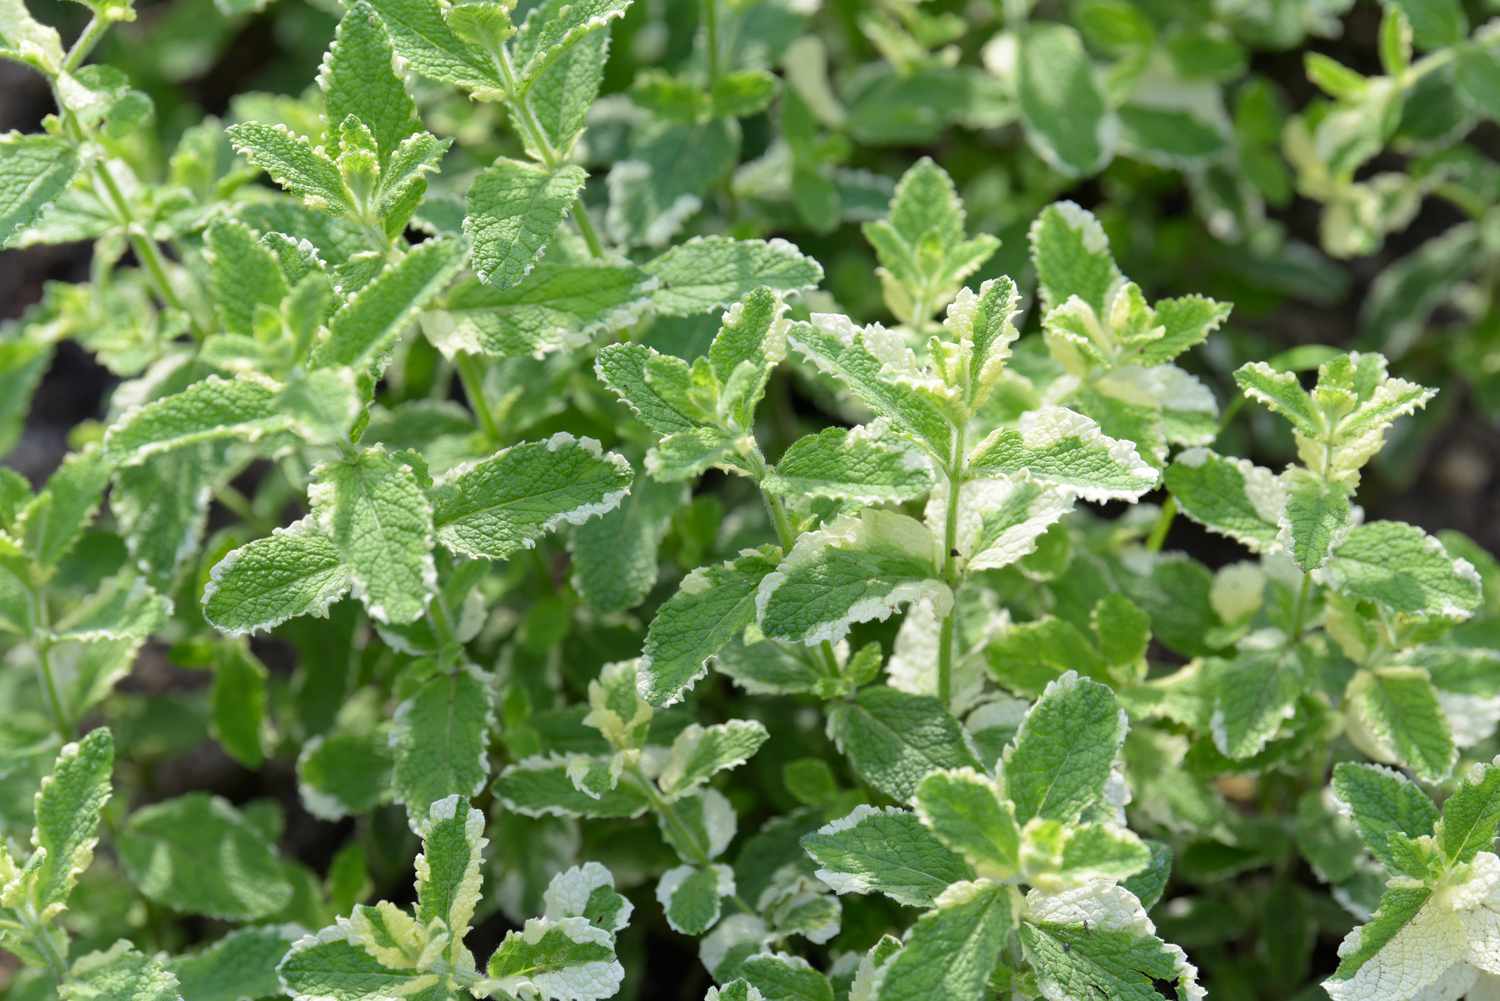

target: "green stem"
[626,763,753,913]
[1145,496,1177,554]
[1288,574,1313,642]
[429,589,460,655]
[30,589,71,740]
[751,453,842,680]
[489,43,606,258]
[62,12,110,72]
[455,353,503,444]
[14,903,68,988]
[703,0,722,90]
[935,423,967,710]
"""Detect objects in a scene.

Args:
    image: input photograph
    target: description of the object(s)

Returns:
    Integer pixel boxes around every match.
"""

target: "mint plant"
[1,1,1498,1000]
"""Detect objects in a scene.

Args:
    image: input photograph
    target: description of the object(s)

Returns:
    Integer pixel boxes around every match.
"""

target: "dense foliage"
[2,0,1500,999]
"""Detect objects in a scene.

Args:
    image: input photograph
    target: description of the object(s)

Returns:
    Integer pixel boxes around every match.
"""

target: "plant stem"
[935,423,967,710]
[63,12,110,72]
[625,762,753,912]
[1145,496,1177,554]
[14,903,67,988]
[455,353,503,444]
[31,588,71,740]
[489,43,606,258]
[703,0,722,90]
[1288,574,1313,642]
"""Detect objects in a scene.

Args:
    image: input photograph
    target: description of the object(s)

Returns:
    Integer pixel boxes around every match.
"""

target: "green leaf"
[1279,468,1351,572]
[1436,760,1500,865]
[0,0,63,73]
[763,423,934,504]
[16,446,110,569]
[1330,761,1438,874]
[709,286,788,429]
[414,795,486,948]
[211,644,270,768]
[913,768,1020,878]
[875,879,1014,1001]
[202,518,352,635]
[1017,25,1112,177]
[787,313,953,456]
[594,342,705,436]
[362,0,504,96]
[541,861,633,936]
[606,117,738,247]
[1021,883,1201,1001]
[494,754,650,819]
[739,952,833,1001]
[484,916,623,1000]
[660,720,769,797]
[1003,671,1126,824]
[312,236,468,371]
[320,2,419,162]
[465,158,587,289]
[1164,448,1284,553]
[1345,666,1456,782]
[757,509,947,647]
[205,219,288,337]
[801,805,972,908]
[118,792,294,920]
[297,730,395,820]
[1319,521,1482,620]
[23,727,113,917]
[0,133,81,248]
[528,26,606,156]
[277,924,421,1001]
[1208,643,1303,759]
[310,446,435,624]
[1379,0,1465,50]
[167,925,300,1001]
[427,265,652,360]
[966,406,1158,502]
[430,434,632,560]
[511,0,633,93]
[226,123,351,213]
[639,548,779,707]
[827,686,980,802]
[391,666,495,821]
[104,375,281,462]
[1232,361,1320,433]
[569,472,684,614]
[1028,200,1121,315]
[643,236,823,317]
[1455,42,1500,120]
[657,863,735,935]
[61,942,182,1001]
[1021,820,1152,889]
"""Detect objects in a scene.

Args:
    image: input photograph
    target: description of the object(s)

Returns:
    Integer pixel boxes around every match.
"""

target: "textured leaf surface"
[1164,448,1284,553]
[967,407,1158,502]
[310,447,435,624]
[26,727,113,915]
[1003,672,1126,824]
[1345,666,1456,782]
[1209,644,1302,760]
[0,132,80,247]
[226,123,349,212]
[485,916,624,1001]
[644,236,822,317]
[1331,761,1438,874]
[391,667,494,820]
[61,942,182,1001]
[639,548,779,706]
[660,720,769,796]
[757,509,946,647]
[363,0,503,94]
[827,686,979,802]
[167,925,299,1001]
[764,423,934,503]
[1319,521,1481,619]
[465,158,587,289]
[320,2,418,161]
[914,768,1019,877]
[570,473,684,614]
[1017,26,1112,177]
[203,518,352,635]
[430,434,632,560]
[802,805,972,908]
[876,880,1013,1001]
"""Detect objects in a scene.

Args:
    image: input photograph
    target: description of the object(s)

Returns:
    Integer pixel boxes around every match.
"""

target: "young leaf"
[1003,671,1126,825]
[362,0,504,96]
[465,158,587,289]
[206,219,289,337]
[226,123,351,213]
[510,0,633,93]
[430,434,632,560]
[309,446,436,624]
[202,518,352,635]
[1028,200,1121,315]
[802,805,972,908]
[494,754,651,819]
[23,727,113,917]
[1279,468,1351,572]
[827,686,980,802]
[1437,760,1500,865]
[1330,761,1438,874]
[484,916,624,1001]
[913,768,1020,878]
[16,446,111,569]
[320,2,419,163]
[61,941,182,1001]
[1345,666,1456,783]
[639,548,779,707]
[657,864,736,935]
[543,862,634,935]
[659,720,770,797]
[311,235,468,370]
[414,795,487,949]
